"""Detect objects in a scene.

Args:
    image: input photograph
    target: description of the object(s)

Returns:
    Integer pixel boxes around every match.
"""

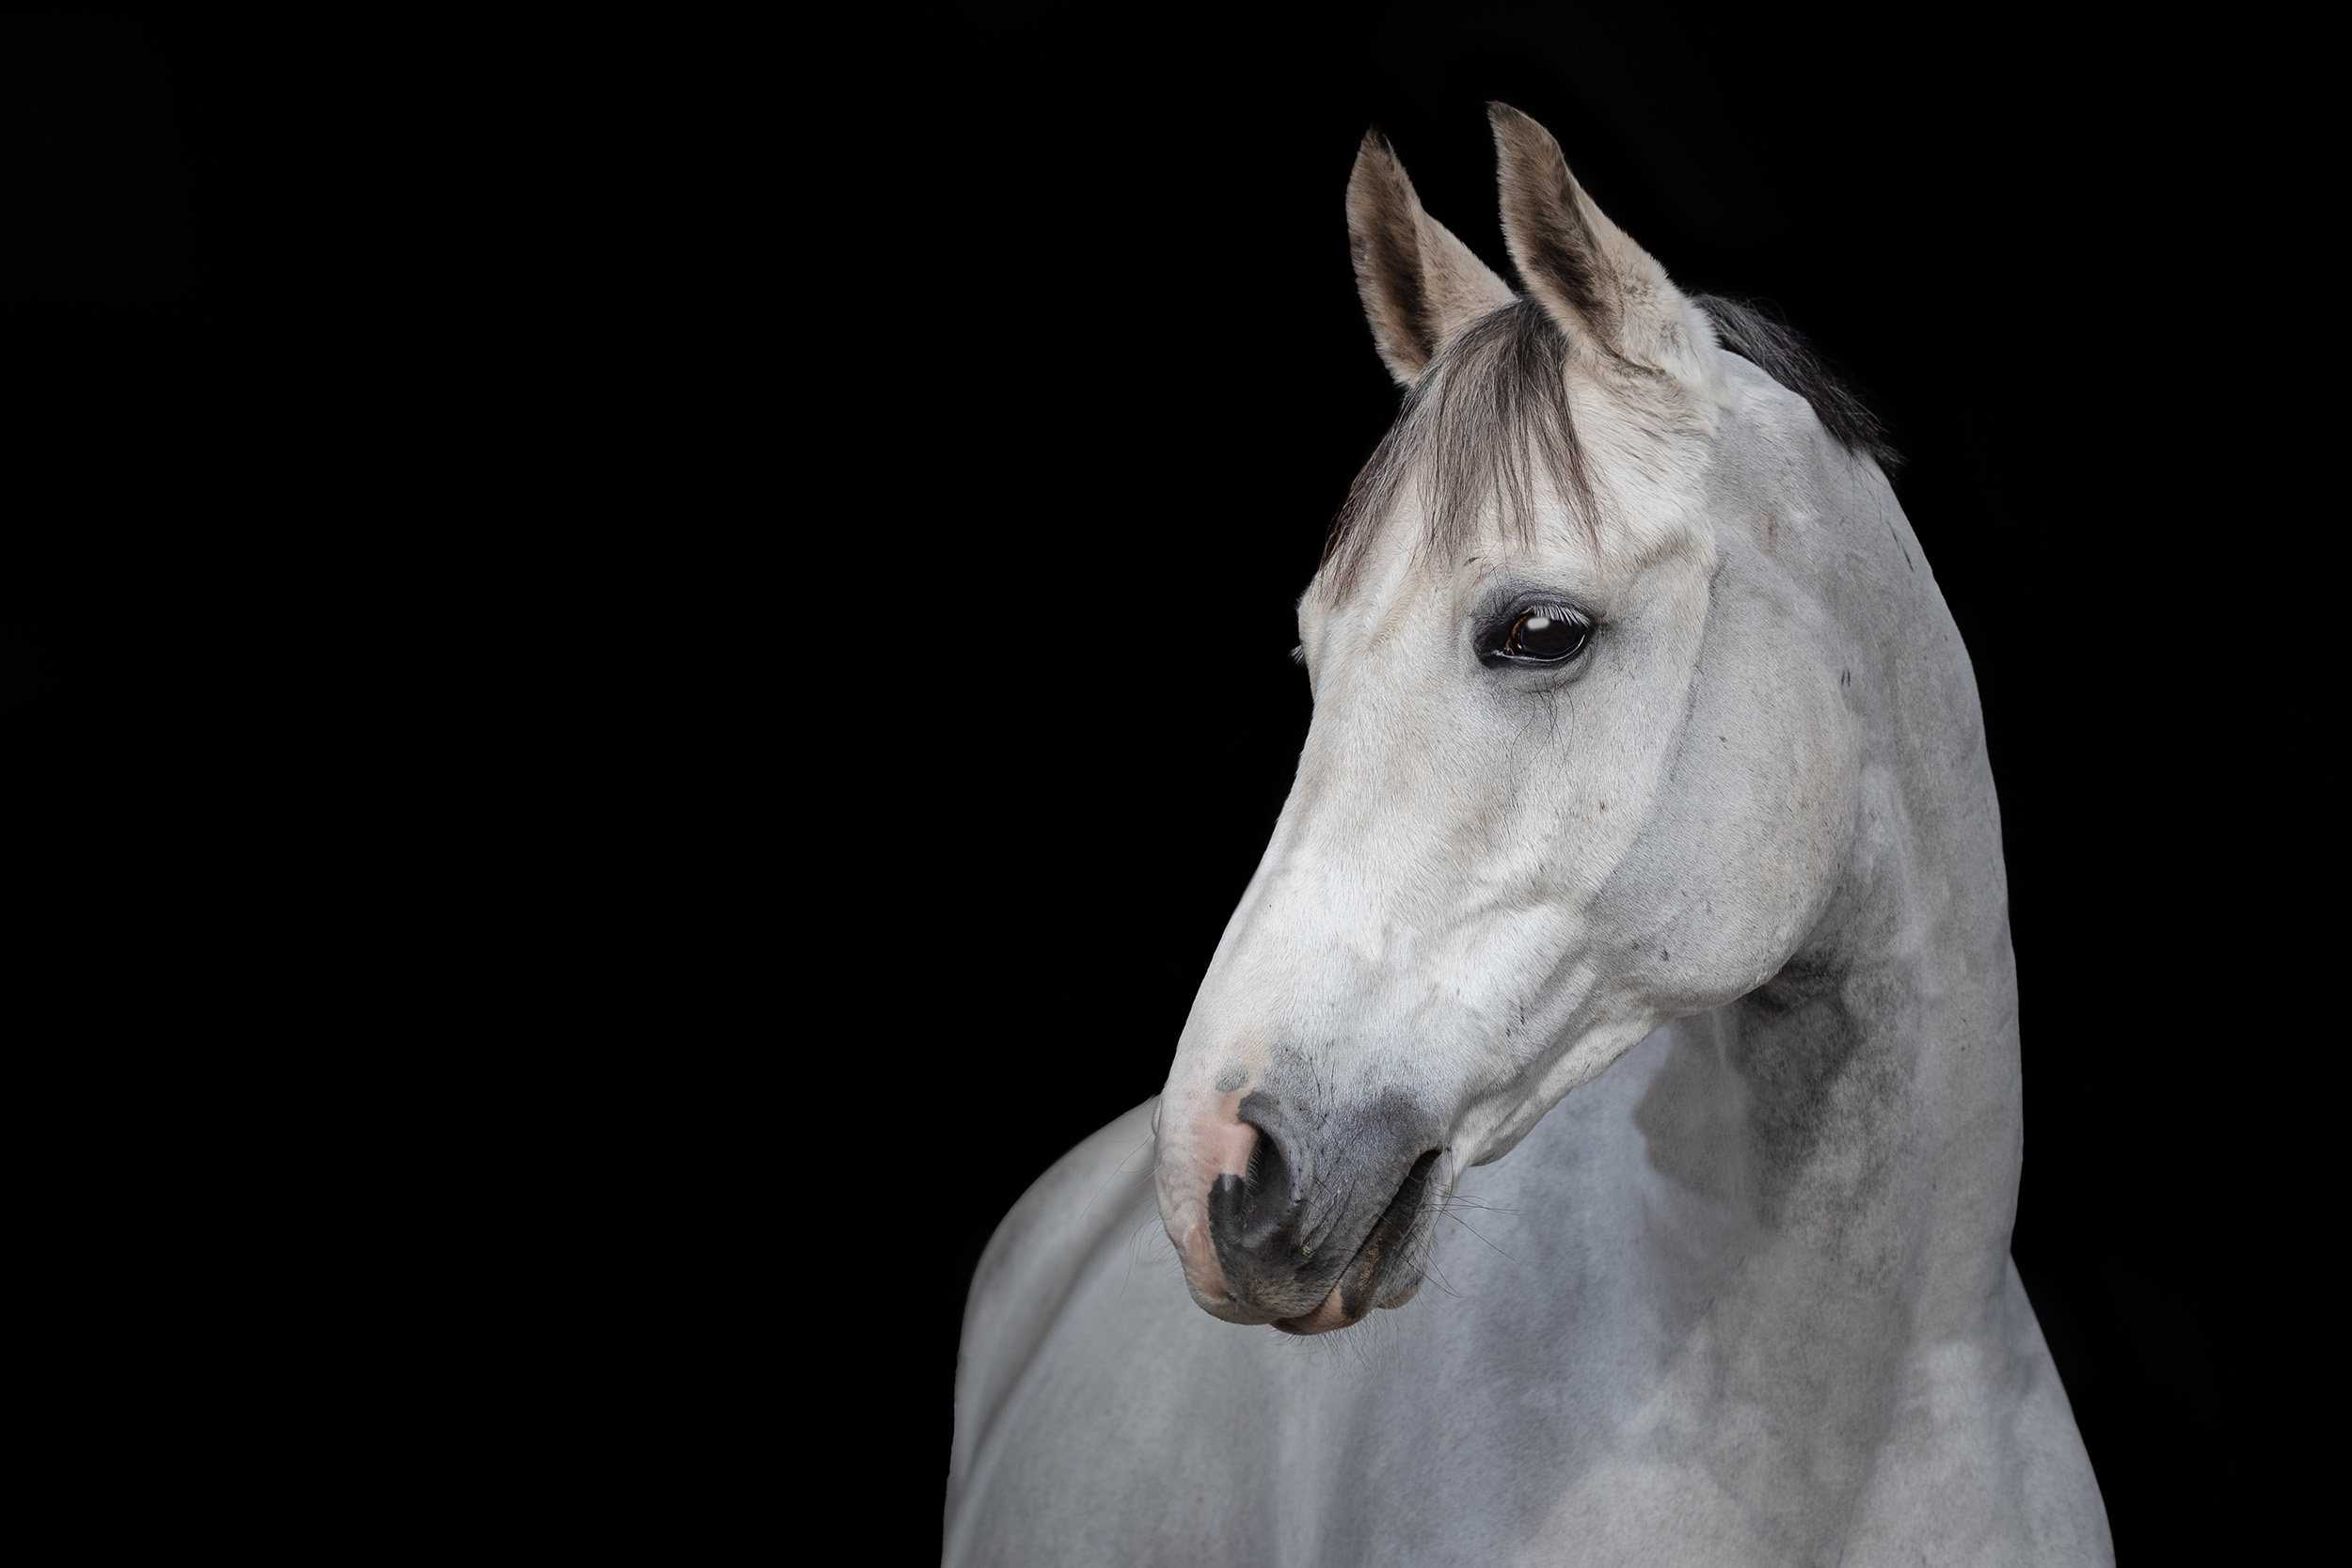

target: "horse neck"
[1598,510,2026,1558]
[1661,484,2022,1350]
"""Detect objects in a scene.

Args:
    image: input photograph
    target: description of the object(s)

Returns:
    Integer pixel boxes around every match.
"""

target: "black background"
[8,8,2296,1562]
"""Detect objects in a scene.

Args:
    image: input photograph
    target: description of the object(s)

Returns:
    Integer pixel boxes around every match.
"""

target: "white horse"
[946,105,2111,1566]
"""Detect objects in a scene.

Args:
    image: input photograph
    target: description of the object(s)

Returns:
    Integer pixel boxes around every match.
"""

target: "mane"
[1689,294,1901,473]
[1320,294,1895,594]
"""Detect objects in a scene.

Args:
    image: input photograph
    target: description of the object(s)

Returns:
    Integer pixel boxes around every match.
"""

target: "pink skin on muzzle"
[1161,1088,1256,1306]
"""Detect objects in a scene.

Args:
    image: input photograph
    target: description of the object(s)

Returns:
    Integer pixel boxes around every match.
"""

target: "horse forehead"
[1306,371,1746,647]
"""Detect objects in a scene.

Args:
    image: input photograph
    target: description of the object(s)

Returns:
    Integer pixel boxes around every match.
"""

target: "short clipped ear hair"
[1346,130,1516,387]
[1488,103,1694,374]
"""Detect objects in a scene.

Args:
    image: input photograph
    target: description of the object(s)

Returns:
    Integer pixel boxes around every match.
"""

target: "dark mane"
[1320,294,1895,594]
[1689,293,1900,472]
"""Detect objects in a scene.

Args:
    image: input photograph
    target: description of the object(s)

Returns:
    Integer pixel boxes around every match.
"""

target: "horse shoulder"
[948,1099,1160,1508]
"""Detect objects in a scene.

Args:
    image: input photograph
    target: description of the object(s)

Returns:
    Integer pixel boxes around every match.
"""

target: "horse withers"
[946,105,2111,1566]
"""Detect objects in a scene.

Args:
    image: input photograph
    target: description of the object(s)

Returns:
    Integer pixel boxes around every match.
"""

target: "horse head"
[1155,105,1885,1333]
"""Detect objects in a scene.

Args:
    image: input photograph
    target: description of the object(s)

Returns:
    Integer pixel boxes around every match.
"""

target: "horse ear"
[1489,103,1692,374]
[1346,131,1516,388]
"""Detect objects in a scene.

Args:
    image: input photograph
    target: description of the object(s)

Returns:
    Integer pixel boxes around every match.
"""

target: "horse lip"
[1272,1148,1441,1336]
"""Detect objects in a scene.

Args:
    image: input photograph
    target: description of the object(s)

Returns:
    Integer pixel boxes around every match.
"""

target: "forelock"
[1319,298,1597,599]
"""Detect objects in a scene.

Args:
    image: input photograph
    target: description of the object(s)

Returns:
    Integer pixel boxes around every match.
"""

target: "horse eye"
[1506,610,1588,661]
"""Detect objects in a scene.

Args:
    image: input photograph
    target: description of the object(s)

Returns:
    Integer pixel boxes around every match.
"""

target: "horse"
[944,104,2111,1566]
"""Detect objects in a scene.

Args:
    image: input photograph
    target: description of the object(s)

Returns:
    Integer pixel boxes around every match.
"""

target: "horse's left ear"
[1489,103,1703,378]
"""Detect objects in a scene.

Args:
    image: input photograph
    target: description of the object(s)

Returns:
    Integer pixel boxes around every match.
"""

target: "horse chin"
[1190,1285,1284,1326]
[1268,1267,1426,1336]
[1272,1287,1357,1336]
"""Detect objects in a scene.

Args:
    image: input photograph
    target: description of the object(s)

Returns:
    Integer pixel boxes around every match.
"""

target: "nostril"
[1238,1123,1295,1251]
[1208,1172,1244,1244]
[1207,1122,1304,1264]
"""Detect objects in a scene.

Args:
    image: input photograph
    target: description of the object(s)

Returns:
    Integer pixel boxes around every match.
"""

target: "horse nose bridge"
[1216,845,1434,997]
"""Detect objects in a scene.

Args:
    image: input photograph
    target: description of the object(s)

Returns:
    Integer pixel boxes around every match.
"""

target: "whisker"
[1438,1209,1521,1264]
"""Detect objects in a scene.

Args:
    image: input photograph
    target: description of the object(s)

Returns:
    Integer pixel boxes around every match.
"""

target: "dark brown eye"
[1505,610,1589,661]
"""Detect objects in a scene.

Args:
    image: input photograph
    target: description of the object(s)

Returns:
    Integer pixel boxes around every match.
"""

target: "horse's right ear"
[1346,131,1515,387]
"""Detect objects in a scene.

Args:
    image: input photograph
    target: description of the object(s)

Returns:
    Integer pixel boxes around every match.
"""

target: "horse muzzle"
[1158,1081,1443,1335]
